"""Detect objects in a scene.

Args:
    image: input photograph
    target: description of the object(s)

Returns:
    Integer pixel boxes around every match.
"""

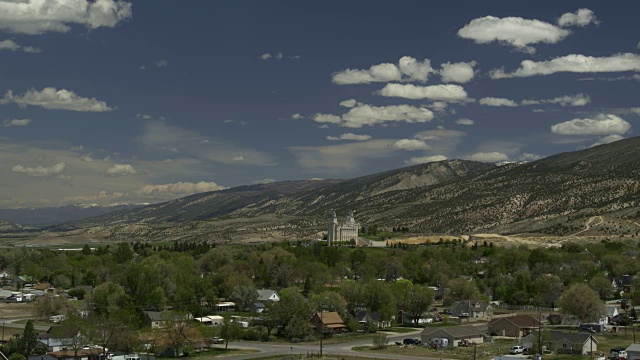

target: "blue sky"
[0,0,639,208]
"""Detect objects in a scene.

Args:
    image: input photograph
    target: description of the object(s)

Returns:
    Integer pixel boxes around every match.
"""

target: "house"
[538,285,563,308]
[448,300,493,318]
[489,315,542,338]
[625,344,640,360]
[613,274,633,295]
[142,311,192,329]
[604,305,620,325]
[309,311,348,334]
[354,310,391,329]
[420,324,487,347]
[36,334,73,352]
[250,302,265,313]
[33,282,56,293]
[256,289,280,302]
[41,347,106,360]
[522,331,597,355]
[194,315,224,326]
[214,301,236,312]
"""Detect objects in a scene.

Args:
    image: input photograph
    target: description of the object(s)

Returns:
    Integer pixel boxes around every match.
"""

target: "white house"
[256,289,280,302]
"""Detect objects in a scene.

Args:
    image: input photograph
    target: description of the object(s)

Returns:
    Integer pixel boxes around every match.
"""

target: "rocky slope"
[19,136,640,243]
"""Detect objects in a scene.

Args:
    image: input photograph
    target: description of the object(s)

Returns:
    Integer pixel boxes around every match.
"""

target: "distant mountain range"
[5,136,640,244]
[0,204,141,226]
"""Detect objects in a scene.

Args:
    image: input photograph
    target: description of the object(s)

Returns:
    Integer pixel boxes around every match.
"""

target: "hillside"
[11,136,640,245]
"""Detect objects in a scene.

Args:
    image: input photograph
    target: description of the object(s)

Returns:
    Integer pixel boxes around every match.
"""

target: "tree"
[270,287,313,338]
[21,320,38,355]
[230,285,258,312]
[372,333,388,349]
[220,317,242,350]
[443,278,481,306]
[164,311,192,357]
[405,285,435,325]
[558,284,605,323]
[589,275,614,300]
[52,315,90,360]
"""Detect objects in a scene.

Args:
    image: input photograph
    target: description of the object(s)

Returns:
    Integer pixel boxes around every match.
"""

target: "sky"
[0,0,639,208]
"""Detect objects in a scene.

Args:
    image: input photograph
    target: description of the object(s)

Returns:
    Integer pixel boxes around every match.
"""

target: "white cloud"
[377,83,468,101]
[521,93,591,107]
[457,15,570,53]
[455,118,474,126]
[291,113,303,120]
[0,39,41,53]
[326,133,372,141]
[70,145,84,151]
[106,163,137,175]
[1,87,113,112]
[155,59,168,67]
[135,181,225,196]
[518,153,542,161]
[557,9,598,27]
[136,113,152,120]
[551,114,631,136]
[392,139,430,151]
[341,104,434,128]
[491,53,640,79]
[260,53,271,60]
[479,97,518,107]
[0,0,132,35]
[232,156,244,161]
[332,56,433,84]
[253,179,277,184]
[464,152,510,162]
[259,52,299,60]
[312,113,342,124]
[590,135,624,147]
[12,162,65,176]
[2,118,30,127]
[439,61,477,83]
[405,155,448,165]
[313,104,434,128]
[339,99,357,108]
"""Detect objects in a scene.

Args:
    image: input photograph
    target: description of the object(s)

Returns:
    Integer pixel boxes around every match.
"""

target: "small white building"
[194,315,224,326]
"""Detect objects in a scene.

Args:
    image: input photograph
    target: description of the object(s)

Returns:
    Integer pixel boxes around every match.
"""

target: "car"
[212,337,224,344]
[510,346,525,354]
[403,338,421,345]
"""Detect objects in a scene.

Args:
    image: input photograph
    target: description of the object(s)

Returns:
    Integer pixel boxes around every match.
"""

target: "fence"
[493,304,557,312]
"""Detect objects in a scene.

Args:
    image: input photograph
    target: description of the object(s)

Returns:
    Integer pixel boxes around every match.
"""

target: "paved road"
[219,330,446,360]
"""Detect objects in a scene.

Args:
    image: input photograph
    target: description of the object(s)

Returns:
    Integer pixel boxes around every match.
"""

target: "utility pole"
[319,310,323,357]
[473,342,477,360]
[538,308,543,356]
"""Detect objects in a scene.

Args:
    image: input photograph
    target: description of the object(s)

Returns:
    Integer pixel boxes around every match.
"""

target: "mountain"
[0,204,142,226]
[0,219,23,232]
[24,136,640,244]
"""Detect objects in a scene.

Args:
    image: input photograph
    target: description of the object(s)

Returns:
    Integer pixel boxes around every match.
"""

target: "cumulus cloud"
[490,53,640,79]
[457,15,570,53]
[339,99,357,108]
[464,152,510,162]
[232,156,244,161]
[0,87,113,112]
[439,61,477,83]
[288,140,398,173]
[405,155,448,165]
[291,113,303,120]
[313,104,435,128]
[481,94,591,107]
[551,114,631,136]
[521,93,591,107]
[557,8,598,27]
[135,181,225,196]
[518,153,542,161]
[106,163,137,175]
[479,97,518,107]
[12,162,65,176]
[326,133,372,141]
[252,179,277,184]
[590,135,624,148]
[0,39,41,53]
[455,118,474,126]
[2,118,30,127]
[332,56,433,84]
[391,139,430,151]
[0,0,132,35]
[155,59,168,67]
[377,83,468,101]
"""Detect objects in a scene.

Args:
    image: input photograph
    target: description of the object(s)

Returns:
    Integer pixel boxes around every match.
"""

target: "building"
[625,344,640,360]
[256,289,280,302]
[420,325,487,347]
[327,210,359,245]
[310,311,348,334]
[448,300,493,318]
[521,331,597,355]
[488,315,542,338]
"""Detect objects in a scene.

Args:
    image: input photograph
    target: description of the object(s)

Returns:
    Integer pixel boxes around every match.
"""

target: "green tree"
[270,287,313,338]
[230,285,258,312]
[443,278,481,306]
[21,320,38,355]
[52,315,90,360]
[589,275,614,300]
[220,317,242,350]
[558,284,605,323]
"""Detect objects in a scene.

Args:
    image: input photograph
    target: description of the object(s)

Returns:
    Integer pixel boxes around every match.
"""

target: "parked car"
[510,346,524,354]
[212,337,224,344]
[403,338,421,345]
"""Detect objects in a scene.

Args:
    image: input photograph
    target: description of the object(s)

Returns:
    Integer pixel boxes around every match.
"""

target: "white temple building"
[327,210,359,245]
